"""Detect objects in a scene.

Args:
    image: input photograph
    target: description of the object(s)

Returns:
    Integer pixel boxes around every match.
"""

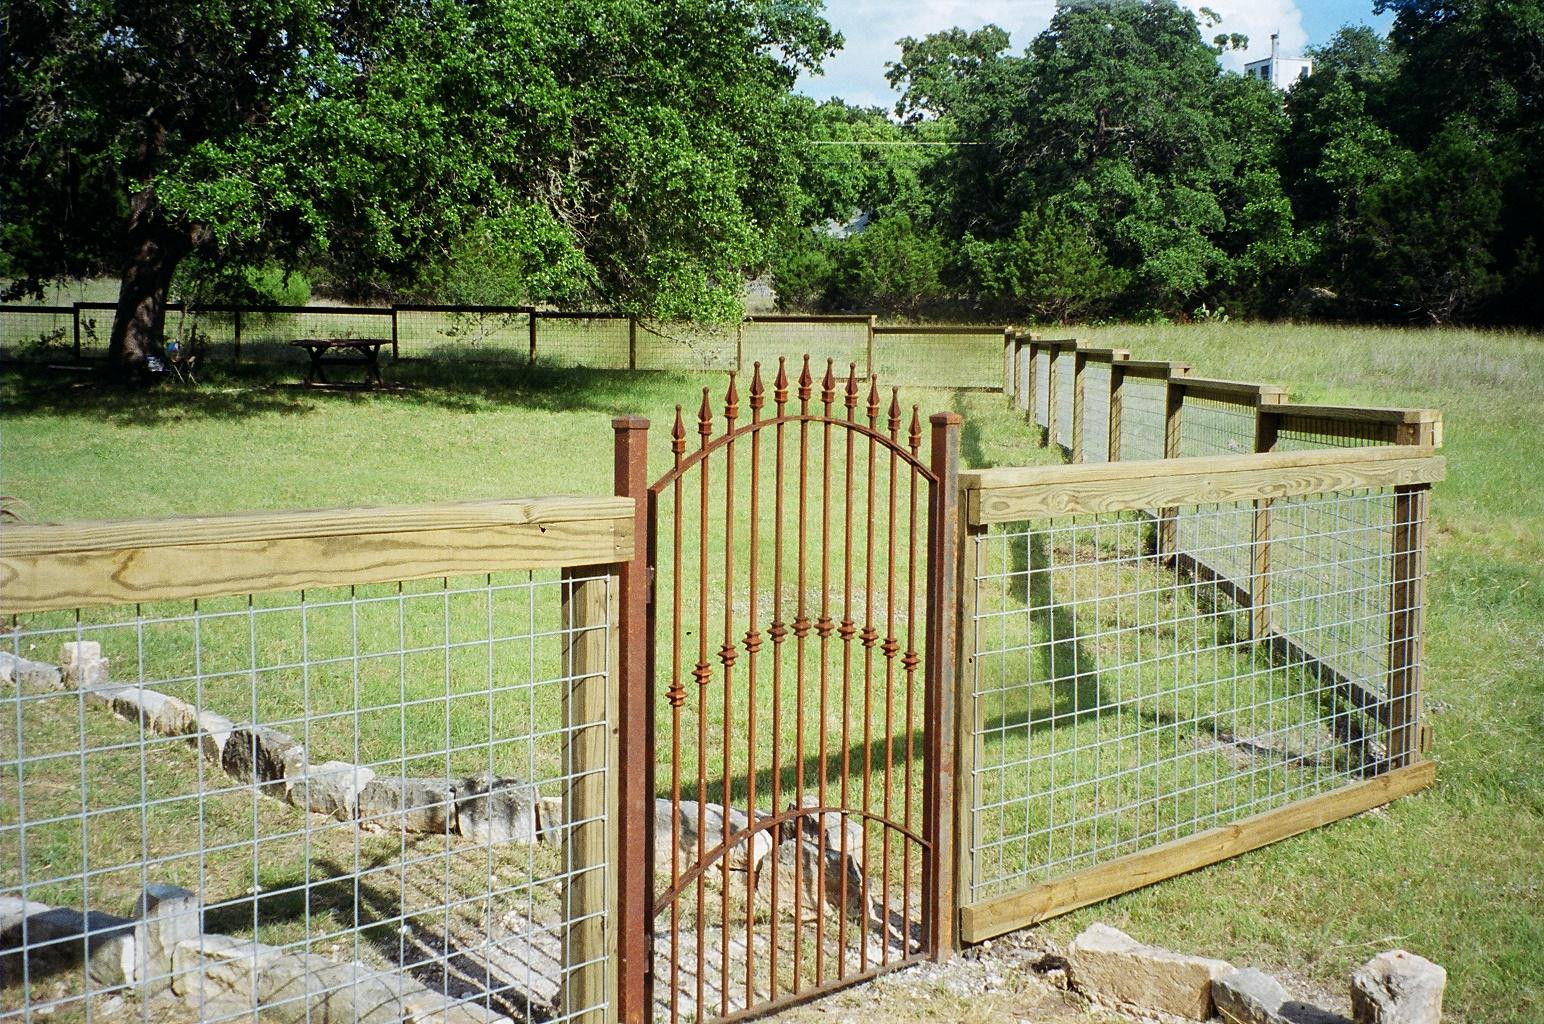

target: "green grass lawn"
[2,324,1541,1022]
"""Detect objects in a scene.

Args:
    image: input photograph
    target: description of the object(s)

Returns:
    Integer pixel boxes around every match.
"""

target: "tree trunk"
[108,186,191,384]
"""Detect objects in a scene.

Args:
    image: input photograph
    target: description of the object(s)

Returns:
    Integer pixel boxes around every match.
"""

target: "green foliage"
[0,0,841,360]
[958,204,1127,323]
[884,25,1012,124]
[825,215,948,315]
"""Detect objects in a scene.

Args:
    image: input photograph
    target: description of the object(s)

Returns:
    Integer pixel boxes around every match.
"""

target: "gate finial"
[724,371,739,428]
[909,406,923,455]
[821,358,837,413]
[844,362,860,418]
[749,362,765,420]
[774,357,789,414]
[867,375,882,428]
[672,405,687,462]
[697,388,713,446]
[888,388,902,440]
[798,354,813,411]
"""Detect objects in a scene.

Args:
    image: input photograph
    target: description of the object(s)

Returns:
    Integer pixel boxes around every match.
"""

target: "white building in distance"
[1244,33,1312,89]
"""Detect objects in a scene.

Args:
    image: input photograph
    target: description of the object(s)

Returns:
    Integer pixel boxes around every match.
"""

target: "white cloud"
[797,1,1312,109]
[797,0,1057,110]
[1181,1,1309,70]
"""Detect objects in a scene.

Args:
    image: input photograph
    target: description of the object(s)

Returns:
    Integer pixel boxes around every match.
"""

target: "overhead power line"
[806,140,985,146]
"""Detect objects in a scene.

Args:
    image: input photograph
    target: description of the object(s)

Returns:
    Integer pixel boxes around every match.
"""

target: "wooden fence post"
[926,412,962,959]
[612,416,651,1024]
[867,315,878,379]
[1046,346,1062,452]
[1251,408,1282,640]
[1157,375,1185,555]
[1107,358,1127,463]
[1388,482,1430,768]
[529,308,539,366]
[72,303,83,362]
[561,569,614,1023]
[1070,346,1088,464]
[953,505,985,947]
[627,316,638,371]
[390,306,400,362]
[1025,338,1040,435]
[233,308,243,362]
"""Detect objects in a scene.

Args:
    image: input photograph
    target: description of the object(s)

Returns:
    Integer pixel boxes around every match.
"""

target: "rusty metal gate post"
[925,413,962,958]
[614,416,653,1024]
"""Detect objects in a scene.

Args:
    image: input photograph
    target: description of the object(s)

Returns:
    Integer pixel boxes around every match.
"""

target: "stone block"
[1215,967,1352,1024]
[60,641,110,688]
[194,710,236,762]
[258,954,404,1024]
[0,651,62,693]
[285,760,376,821]
[172,934,283,1013]
[536,795,565,840]
[221,725,302,794]
[455,774,540,845]
[654,798,772,875]
[1066,923,1233,1021]
[359,776,457,834]
[402,989,516,1023]
[108,686,198,737]
[1352,950,1445,1024]
[133,884,201,996]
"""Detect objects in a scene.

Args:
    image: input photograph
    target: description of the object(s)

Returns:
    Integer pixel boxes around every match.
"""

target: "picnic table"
[288,338,390,387]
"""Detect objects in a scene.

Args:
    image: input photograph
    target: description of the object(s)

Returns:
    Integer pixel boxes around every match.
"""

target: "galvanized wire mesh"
[1,571,611,1024]
[873,330,1001,389]
[1080,363,1112,464]
[1179,395,1257,458]
[1117,377,1166,461]
[1034,351,1051,431]
[396,309,530,361]
[964,489,1413,902]
[0,308,78,362]
[535,316,630,369]
[1054,357,1074,450]
[1273,414,1398,452]
[745,322,868,380]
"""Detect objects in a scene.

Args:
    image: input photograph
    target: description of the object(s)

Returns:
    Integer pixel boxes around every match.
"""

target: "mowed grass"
[2,324,1541,1021]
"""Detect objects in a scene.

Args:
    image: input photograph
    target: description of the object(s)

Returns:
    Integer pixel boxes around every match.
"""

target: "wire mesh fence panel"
[0,309,78,362]
[1117,378,1166,462]
[0,571,611,1024]
[873,330,1001,389]
[1270,490,1398,705]
[742,322,868,379]
[963,493,1404,903]
[1034,351,1051,431]
[228,308,397,368]
[1080,363,1112,465]
[634,322,738,372]
[1179,395,1257,458]
[1054,361,1074,450]
[535,316,630,370]
[395,309,531,362]
[1272,415,1398,452]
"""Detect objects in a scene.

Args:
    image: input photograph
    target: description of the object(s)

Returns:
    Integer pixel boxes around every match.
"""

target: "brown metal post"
[925,412,961,958]
[612,416,651,1024]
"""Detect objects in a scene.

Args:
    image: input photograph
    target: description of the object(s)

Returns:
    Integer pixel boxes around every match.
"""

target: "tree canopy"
[1,0,839,377]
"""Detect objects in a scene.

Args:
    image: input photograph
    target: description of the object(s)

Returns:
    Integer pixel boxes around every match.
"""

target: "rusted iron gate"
[611,357,961,1024]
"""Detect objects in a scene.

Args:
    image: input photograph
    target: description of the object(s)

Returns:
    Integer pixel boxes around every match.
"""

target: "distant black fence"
[0,303,1013,387]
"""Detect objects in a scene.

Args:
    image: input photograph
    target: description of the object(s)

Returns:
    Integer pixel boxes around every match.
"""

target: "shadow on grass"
[0,346,683,427]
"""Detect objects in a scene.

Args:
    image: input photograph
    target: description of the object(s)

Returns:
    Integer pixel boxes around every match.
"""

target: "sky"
[795,0,1396,111]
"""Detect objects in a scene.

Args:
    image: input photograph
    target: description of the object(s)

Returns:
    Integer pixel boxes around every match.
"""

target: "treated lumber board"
[1178,376,1289,402]
[1117,359,1191,378]
[1,496,633,557]
[872,324,1008,335]
[1271,404,1441,425]
[1,518,632,613]
[958,760,1435,942]
[1080,347,1130,362]
[963,448,1445,524]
